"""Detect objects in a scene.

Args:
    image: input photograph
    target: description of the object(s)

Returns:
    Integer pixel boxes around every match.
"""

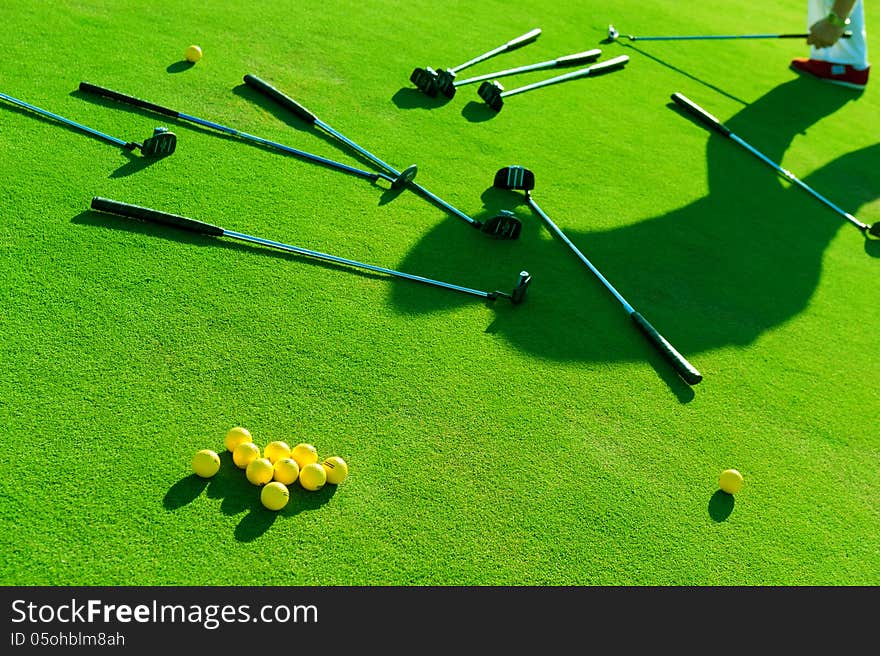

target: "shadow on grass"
[391,86,453,110]
[167,60,195,74]
[708,490,735,522]
[604,40,749,106]
[461,100,498,122]
[392,76,878,398]
[163,452,337,542]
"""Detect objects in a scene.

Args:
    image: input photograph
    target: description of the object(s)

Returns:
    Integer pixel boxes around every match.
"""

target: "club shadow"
[608,41,749,106]
[391,87,454,110]
[461,100,498,122]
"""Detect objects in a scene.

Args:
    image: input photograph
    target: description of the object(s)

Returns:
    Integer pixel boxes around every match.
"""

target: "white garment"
[808,0,869,68]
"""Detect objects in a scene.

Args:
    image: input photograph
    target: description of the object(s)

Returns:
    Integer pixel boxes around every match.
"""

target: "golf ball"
[321,456,349,485]
[291,443,318,469]
[191,449,221,478]
[232,441,261,469]
[719,468,744,495]
[224,426,253,453]
[185,44,203,63]
[298,462,327,491]
[264,440,292,464]
[273,457,300,485]
[246,457,274,486]
[261,481,290,511]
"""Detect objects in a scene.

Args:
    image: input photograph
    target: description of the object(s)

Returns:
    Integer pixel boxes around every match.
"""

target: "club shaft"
[223,231,495,298]
[0,91,131,148]
[729,134,868,231]
[243,74,481,228]
[501,56,628,98]
[89,197,497,300]
[455,49,604,87]
[526,194,701,385]
[451,28,542,73]
[527,196,632,311]
[77,82,388,183]
[629,31,851,41]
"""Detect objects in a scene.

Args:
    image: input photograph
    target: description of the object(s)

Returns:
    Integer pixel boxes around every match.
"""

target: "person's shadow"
[389,77,877,390]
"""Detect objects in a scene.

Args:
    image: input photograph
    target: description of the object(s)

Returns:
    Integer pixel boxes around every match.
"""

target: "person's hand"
[807,17,846,48]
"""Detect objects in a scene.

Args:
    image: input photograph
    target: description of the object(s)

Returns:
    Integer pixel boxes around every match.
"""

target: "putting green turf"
[0,0,877,586]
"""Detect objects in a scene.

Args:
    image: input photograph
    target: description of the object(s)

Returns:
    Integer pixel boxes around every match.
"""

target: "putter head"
[435,68,457,98]
[510,270,532,304]
[480,210,522,239]
[868,222,880,238]
[140,127,177,158]
[410,66,440,96]
[493,165,535,191]
[608,24,620,41]
[391,164,418,189]
[477,80,504,111]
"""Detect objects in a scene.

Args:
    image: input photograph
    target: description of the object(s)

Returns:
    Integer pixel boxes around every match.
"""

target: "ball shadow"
[163,475,210,510]
[708,490,735,522]
[167,60,195,73]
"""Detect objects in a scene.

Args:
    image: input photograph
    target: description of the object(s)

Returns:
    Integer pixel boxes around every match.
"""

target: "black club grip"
[671,92,731,137]
[79,82,180,118]
[630,312,703,385]
[243,74,317,124]
[90,197,224,237]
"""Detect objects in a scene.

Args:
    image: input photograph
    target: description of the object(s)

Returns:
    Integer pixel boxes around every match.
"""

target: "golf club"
[89,197,532,304]
[242,74,522,239]
[452,49,602,88]
[478,55,629,112]
[0,91,176,157]
[606,23,852,42]
[77,82,413,188]
[411,27,542,98]
[671,92,879,238]
[493,165,703,386]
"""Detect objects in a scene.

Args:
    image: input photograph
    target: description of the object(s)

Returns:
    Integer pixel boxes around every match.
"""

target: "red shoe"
[790,58,870,90]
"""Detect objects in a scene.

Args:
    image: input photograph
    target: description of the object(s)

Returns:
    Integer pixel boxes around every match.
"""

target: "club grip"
[90,197,224,237]
[506,28,542,49]
[671,92,731,137]
[242,74,317,124]
[555,49,602,66]
[588,54,630,74]
[79,82,179,118]
[630,312,702,385]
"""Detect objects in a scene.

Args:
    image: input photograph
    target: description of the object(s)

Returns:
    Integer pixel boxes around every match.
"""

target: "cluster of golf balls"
[190,426,349,511]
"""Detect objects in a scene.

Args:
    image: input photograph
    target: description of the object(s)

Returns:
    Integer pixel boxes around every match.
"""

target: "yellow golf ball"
[298,462,327,491]
[185,44,203,63]
[232,441,261,469]
[246,457,274,486]
[273,457,300,485]
[261,481,290,511]
[191,449,220,478]
[291,443,318,469]
[719,468,744,495]
[321,456,349,485]
[225,426,253,453]
[264,440,292,464]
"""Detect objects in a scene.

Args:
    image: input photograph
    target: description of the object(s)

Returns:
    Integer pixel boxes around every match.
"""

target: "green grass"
[0,0,877,586]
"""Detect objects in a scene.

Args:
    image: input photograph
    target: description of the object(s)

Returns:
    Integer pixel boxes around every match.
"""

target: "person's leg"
[792,0,869,88]
[808,0,868,68]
